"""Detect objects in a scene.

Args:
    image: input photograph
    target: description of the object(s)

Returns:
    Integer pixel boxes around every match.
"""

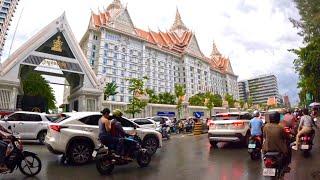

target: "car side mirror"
[3,116,8,121]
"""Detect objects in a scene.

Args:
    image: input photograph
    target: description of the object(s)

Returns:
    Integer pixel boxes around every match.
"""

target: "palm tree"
[104,82,118,100]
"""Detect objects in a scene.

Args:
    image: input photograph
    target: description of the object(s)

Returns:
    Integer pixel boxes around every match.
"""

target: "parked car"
[207,112,252,147]
[45,112,162,165]
[0,111,54,144]
[131,118,157,129]
[147,116,172,127]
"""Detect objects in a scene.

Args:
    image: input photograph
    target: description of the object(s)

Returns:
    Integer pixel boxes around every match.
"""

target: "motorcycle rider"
[160,117,169,138]
[0,124,12,171]
[99,108,120,156]
[283,109,294,128]
[292,108,317,150]
[111,109,136,160]
[262,111,291,172]
[249,110,263,145]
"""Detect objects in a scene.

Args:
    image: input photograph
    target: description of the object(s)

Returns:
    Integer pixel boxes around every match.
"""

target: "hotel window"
[129,50,133,55]
[104,43,108,49]
[90,59,94,66]
[120,87,124,93]
[113,69,117,75]
[91,52,95,58]
[103,58,107,65]
[104,50,107,57]
[93,35,98,40]
[121,71,125,76]
[92,45,96,50]
[121,54,125,60]
[114,46,118,51]
[112,77,116,82]
[112,96,116,101]
[122,63,125,68]
[113,61,117,67]
[102,67,107,74]
[120,96,124,102]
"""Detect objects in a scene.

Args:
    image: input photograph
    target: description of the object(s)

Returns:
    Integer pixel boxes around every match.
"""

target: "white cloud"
[1,0,303,105]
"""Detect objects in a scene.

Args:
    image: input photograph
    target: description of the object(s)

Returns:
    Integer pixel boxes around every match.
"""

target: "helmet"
[112,109,123,118]
[267,111,280,124]
[253,110,260,117]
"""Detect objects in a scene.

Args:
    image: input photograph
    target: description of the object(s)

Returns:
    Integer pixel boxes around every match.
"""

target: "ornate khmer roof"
[89,0,235,75]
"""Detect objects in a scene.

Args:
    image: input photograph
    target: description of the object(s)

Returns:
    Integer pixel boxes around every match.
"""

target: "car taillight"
[233,122,244,128]
[264,158,274,168]
[50,125,67,132]
[284,127,290,133]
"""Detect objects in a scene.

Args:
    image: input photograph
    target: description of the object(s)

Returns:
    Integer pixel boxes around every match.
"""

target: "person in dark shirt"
[110,109,136,160]
[0,124,12,171]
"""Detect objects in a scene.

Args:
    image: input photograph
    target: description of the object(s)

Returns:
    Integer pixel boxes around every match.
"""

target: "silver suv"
[45,112,162,165]
[208,112,252,147]
[0,111,54,144]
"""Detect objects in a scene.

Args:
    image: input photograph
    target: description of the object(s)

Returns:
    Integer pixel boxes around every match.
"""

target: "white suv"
[208,112,252,147]
[0,111,54,144]
[45,112,162,165]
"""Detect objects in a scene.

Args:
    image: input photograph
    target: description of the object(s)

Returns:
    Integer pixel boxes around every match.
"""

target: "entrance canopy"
[0,13,102,111]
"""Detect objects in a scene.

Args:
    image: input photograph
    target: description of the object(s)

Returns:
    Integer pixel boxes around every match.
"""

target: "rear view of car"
[208,112,252,147]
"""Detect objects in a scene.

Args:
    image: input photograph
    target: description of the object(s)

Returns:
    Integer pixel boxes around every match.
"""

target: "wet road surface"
[2,132,320,180]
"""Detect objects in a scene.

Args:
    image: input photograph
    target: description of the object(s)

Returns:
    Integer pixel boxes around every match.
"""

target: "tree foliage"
[104,82,118,100]
[22,72,56,110]
[125,77,148,118]
[174,84,186,118]
[224,93,235,108]
[291,0,320,104]
[158,92,176,104]
[145,88,159,103]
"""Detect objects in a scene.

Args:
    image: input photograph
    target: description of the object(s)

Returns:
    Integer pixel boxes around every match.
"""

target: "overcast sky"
[1,0,303,106]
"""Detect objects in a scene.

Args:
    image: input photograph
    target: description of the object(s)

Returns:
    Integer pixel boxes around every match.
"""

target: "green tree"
[204,92,215,117]
[225,93,235,108]
[247,97,253,108]
[188,93,205,106]
[104,82,118,100]
[145,88,158,103]
[292,37,320,102]
[239,100,245,108]
[158,92,175,104]
[22,72,56,110]
[291,0,320,104]
[212,94,223,107]
[291,0,320,42]
[174,84,186,119]
[125,77,148,118]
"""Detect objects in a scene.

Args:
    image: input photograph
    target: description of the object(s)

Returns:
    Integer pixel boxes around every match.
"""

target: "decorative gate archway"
[0,13,103,112]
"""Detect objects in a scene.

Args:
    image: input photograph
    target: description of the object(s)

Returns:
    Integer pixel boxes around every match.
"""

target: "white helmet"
[253,110,260,117]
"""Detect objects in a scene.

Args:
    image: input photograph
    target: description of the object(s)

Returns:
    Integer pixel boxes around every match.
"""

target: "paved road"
[2,132,320,180]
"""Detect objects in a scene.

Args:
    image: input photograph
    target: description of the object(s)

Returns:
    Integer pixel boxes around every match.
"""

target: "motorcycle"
[248,136,262,160]
[93,135,151,175]
[263,152,288,178]
[299,129,315,157]
[0,126,42,177]
[161,125,170,139]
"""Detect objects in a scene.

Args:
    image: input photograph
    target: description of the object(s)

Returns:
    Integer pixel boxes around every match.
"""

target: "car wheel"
[210,141,218,148]
[37,131,47,145]
[143,136,159,156]
[68,142,93,165]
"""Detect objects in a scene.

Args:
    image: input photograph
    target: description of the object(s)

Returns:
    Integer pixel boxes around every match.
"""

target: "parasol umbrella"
[309,102,320,107]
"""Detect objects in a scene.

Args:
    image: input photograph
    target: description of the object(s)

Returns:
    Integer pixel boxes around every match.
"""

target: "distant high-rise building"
[0,0,20,57]
[283,95,291,108]
[238,74,281,105]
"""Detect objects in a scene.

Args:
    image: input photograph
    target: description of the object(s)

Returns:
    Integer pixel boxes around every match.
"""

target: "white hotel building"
[79,0,239,103]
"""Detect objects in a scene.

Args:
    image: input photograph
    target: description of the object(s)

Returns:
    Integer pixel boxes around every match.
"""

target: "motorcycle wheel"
[19,154,42,177]
[303,150,310,158]
[96,156,114,175]
[137,151,151,168]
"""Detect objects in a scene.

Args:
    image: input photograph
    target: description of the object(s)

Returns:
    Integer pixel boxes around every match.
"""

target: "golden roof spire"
[170,8,188,32]
[210,41,221,58]
[106,0,123,12]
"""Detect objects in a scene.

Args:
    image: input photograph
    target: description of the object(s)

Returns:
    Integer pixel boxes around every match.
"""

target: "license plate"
[92,150,97,157]
[248,144,256,148]
[301,144,309,150]
[263,168,276,176]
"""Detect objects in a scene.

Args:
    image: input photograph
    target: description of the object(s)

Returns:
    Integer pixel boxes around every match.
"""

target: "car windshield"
[151,117,162,122]
[47,114,69,122]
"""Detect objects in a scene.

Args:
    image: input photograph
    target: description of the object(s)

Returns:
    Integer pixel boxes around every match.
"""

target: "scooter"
[299,129,315,157]
[263,152,289,178]
[160,125,170,139]
[93,135,151,175]
[248,136,262,160]
[0,126,42,177]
